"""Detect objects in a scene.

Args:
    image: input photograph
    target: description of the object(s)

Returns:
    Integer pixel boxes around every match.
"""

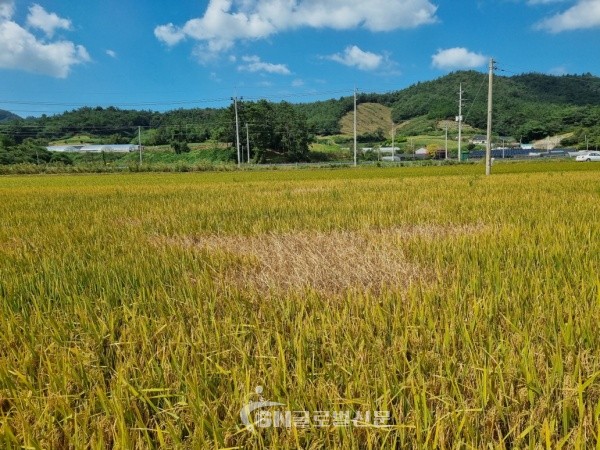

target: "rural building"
[381,155,403,162]
[470,135,516,146]
[45,145,82,152]
[471,135,487,145]
[47,144,138,153]
[377,146,401,155]
[414,147,429,158]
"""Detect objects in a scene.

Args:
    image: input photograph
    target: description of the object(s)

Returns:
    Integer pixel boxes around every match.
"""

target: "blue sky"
[1,0,600,117]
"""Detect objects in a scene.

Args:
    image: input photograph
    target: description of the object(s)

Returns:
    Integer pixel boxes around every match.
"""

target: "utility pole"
[232,97,241,167]
[246,123,250,163]
[391,124,395,162]
[457,83,463,162]
[445,123,448,160]
[485,58,495,176]
[353,87,358,166]
[138,126,142,165]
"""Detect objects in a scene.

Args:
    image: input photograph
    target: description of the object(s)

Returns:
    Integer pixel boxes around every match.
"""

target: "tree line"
[1,70,600,163]
[0,100,312,163]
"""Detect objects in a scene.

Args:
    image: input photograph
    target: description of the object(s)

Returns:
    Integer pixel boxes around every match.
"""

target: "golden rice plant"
[0,161,599,448]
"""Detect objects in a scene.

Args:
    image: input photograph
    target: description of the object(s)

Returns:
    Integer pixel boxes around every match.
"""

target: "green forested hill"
[0,109,21,123]
[383,71,600,143]
[289,71,600,145]
[0,106,228,146]
[1,71,600,149]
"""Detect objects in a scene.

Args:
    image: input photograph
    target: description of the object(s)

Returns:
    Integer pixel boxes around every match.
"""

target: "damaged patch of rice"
[156,224,482,295]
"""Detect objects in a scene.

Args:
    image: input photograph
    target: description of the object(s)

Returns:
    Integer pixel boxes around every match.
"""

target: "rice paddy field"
[0,161,599,449]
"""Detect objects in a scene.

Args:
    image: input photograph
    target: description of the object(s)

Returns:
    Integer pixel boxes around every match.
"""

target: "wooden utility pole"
[445,123,448,160]
[232,97,241,167]
[457,83,463,161]
[391,124,395,162]
[138,126,142,165]
[246,123,250,163]
[485,58,495,176]
[353,87,358,166]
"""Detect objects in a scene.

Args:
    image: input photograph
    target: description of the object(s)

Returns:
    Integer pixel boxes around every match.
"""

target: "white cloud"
[238,55,291,74]
[106,49,117,58]
[0,0,14,20]
[527,0,567,4]
[292,79,305,87]
[432,47,487,70]
[0,3,89,78]
[328,45,385,71]
[193,44,222,64]
[155,0,437,57]
[535,0,600,32]
[154,23,186,46]
[26,4,71,37]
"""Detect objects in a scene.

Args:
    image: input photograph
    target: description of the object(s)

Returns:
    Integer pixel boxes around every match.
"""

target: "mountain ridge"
[2,71,599,147]
[0,109,21,123]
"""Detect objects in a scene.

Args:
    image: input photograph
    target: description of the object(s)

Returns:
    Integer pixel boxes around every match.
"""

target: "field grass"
[337,106,485,153]
[1,161,600,448]
[340,103,392,136]
[50,135,103,145]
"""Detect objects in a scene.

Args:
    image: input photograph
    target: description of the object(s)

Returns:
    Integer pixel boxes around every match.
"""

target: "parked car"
[575,151,600,162]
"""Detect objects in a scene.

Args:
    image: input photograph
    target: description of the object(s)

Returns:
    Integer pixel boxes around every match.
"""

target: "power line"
[0,88,356,109]
[463,74,487,123]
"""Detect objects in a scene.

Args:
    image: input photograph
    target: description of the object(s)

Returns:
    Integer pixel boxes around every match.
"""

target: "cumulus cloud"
[0,0,14,19]
[238,55,291,74]
[106,49,117,58]
[432,47,487,70]
[155,0,437,56]
[535,0,600,32]
[0,2,89,78]
[327,45,385,71]
[154,23,186,46]
[26,4,72,37]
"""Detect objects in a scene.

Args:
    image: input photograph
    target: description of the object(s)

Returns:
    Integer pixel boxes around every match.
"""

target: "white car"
[575,151,600,162]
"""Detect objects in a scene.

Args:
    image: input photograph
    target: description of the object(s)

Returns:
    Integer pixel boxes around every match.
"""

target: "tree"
[426,143,441,155]
[170,124,190,154]
[50,152,73,165]
[0,138,51,165]
[518,121,548,142]
[226,100,310,163]
[171,141,190,154]
[0,134,15,149]
[272,102,310,162]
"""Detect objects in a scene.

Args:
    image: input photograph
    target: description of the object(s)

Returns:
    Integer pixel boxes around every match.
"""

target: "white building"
[47,144,137,153]
[414,147,429,158]
[377,146,401,155]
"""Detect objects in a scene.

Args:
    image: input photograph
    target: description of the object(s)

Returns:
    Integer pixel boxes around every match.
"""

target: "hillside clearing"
[340,103,393,136]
